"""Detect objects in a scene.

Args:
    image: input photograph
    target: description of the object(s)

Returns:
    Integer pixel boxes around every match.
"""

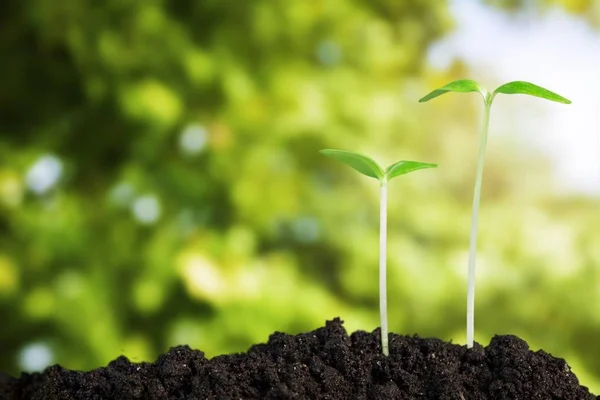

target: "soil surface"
[1,318,597,399]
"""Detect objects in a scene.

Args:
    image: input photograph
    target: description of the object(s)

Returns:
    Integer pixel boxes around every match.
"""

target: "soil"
[0,318,597,399]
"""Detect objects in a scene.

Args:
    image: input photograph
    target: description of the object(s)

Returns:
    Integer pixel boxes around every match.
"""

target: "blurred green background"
[1,0,599,393]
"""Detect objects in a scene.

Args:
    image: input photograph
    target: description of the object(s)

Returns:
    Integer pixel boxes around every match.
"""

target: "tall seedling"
[320,149,437,355]
[419,80,571,348]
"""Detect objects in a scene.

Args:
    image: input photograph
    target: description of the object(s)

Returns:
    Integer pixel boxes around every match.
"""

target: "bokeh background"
[1,0,600,392]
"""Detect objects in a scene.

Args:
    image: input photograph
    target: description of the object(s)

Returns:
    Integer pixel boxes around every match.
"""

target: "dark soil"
[1,318,597,399]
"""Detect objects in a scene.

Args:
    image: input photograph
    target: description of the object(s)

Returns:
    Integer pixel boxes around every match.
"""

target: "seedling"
[320,149,437,356]
[419,80,571,348]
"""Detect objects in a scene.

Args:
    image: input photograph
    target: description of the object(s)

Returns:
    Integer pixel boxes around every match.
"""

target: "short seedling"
[419,80,571,348]
[320,149,437,356]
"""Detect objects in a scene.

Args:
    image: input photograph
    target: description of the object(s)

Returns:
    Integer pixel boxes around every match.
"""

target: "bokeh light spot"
[25,154,63,195]
[18,342,53,372]
[179,255,224,302]
[0,169,23,208]
[121,79,182,127]
[317,40,342,66]
[179,124,208,156]
[108,182,135,208]
[132,195,161,225]
[292,217,320,243]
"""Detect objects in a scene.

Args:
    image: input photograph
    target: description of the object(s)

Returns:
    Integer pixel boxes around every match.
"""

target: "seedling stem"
[379,180,389,355]
[467,98,491,347]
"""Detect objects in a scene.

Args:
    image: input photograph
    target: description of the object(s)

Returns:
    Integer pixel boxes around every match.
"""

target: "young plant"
[320,149,437,356]
[419,80,571,348]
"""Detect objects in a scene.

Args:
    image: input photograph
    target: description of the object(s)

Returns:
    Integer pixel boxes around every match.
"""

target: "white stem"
[379,180,389,356]
[466,103,491,348]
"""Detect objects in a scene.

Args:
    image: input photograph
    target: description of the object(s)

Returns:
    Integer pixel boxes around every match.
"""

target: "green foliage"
[319,149,437,182]
[419,79,571,105]
[0,0,452,376]
[319,150,385,180]
[418,79,487,103]
[493,81,572,103]
[386,160,438,181]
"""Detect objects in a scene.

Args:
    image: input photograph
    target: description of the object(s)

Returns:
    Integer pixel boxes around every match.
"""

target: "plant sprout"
[419,80,571,348]
[320,149,437,356]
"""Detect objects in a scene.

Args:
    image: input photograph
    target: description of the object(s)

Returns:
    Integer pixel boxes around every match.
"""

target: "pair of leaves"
[320,149,437,182]
[418,79,571,105]
[321,79,570,182]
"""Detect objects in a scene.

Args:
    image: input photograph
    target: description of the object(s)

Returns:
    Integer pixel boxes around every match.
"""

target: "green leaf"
[320,149,384,180]
[418,79,486,103]
[493,81,571,104]
[385,161,437,181]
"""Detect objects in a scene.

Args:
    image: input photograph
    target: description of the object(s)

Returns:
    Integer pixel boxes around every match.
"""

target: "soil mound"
[1,318,597,399]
